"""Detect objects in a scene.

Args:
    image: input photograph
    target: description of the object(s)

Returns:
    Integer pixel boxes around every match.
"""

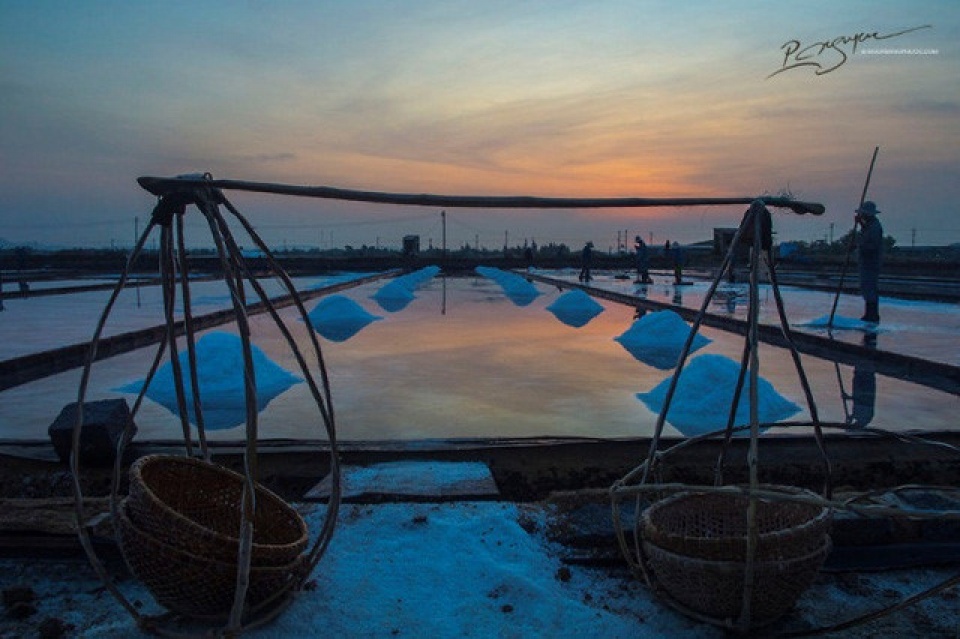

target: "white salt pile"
[615,310,711,370]
[394,265,441,290]
[373,280,417,312]
[637,353,801,437]
[546,289,604,328]
[799,314,883,333]
[373,267,441,313]
[115,331,301,431]
[475,266,540,306]
[307,294,382,342]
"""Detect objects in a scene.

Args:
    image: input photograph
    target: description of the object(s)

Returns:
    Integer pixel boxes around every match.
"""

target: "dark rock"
[2,586,35,608]
[48,399,136,467]
[38,616,69,639]
[7,601,37,619]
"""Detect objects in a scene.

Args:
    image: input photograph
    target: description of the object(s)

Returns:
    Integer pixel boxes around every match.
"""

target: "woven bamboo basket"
[641,489,832,562]
[643,537,831,626]
[117,499,303,620]
[639,489,832,626]
[126,454,308,567]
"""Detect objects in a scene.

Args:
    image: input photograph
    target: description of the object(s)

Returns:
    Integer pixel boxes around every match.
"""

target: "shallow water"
[561,269,960,367]
[0,273,955,442]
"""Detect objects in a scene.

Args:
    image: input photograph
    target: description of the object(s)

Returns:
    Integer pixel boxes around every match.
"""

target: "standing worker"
[671,241,685,285]
[579,241,594,282]
[634,235,652,284]
[856,201,883,323]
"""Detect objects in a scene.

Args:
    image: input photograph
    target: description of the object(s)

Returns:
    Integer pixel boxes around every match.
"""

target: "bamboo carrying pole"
[828,146,880,327]
[137,174,826,215]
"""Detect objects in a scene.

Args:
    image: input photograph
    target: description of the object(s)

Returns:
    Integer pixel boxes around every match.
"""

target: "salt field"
[0,269,956,442]
[544,268,960,367]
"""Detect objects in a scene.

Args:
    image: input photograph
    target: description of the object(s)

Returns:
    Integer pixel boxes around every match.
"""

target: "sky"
[1,1,958,251]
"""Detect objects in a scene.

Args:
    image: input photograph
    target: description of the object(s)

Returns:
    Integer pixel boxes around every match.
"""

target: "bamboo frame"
[613,200,830,632]
[609,199,960,634]
[71,180,342,637]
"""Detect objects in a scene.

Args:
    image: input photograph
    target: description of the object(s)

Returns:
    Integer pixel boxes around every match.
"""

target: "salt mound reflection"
[115,331,302,431]
[373,267,441,312]
[546,289,604,328]
[637,353,800,437]
[475,266,540,306]
[307,295,382,342]
[615,310,711,370]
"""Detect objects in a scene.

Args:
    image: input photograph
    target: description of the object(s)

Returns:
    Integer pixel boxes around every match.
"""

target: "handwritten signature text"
[767,25,932,79]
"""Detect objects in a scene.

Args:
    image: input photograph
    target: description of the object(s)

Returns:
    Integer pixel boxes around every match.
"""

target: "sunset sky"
[2,1,958,251]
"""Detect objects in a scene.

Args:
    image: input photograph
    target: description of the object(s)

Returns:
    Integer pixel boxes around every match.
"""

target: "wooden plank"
[304,461,500,502]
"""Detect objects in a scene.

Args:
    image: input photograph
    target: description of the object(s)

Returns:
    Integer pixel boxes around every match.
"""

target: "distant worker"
[856,201,883,323]
[634,236,652,284]
[671,241,685,285]
[579,241,594,282]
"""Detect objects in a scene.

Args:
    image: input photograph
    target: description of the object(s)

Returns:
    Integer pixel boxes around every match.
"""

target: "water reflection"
[841,334,878,428]
[370,266,442,313]
[5,275,957,442]
[475,266,541,307]
[307,295,382,342]
[713,284,746,315]
[615,310,711,370]
[545,290,604,328]
[373,280,416,312]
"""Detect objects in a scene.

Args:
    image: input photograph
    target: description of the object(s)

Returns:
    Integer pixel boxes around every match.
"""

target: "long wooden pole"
[137,175,826,216]
[828,146,880,327]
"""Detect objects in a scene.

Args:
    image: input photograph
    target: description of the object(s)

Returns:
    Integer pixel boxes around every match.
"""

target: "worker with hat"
[855,201,883,323]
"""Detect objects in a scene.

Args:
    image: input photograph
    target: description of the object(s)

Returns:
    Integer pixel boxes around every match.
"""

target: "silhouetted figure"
[579,241,594,282]
[856,201,883,323]
[671,241,685,285]
[634,235,652,284]
[524,246,534,269]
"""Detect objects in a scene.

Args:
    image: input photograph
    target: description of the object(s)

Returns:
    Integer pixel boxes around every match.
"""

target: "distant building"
[402,235,420,257]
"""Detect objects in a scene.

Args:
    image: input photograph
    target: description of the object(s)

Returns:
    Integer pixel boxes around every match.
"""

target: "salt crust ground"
[1,501,957,638]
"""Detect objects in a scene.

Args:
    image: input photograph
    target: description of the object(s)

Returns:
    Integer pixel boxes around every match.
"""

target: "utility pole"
[912,227,916,248]
[133,216,141,308]
[441,210,447,258]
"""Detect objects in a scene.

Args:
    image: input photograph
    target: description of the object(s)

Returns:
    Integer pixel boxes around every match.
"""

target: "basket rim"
[128,454,308,553]
[642,535,832,569]
[118,498,304,574]
[641,486,832,544]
